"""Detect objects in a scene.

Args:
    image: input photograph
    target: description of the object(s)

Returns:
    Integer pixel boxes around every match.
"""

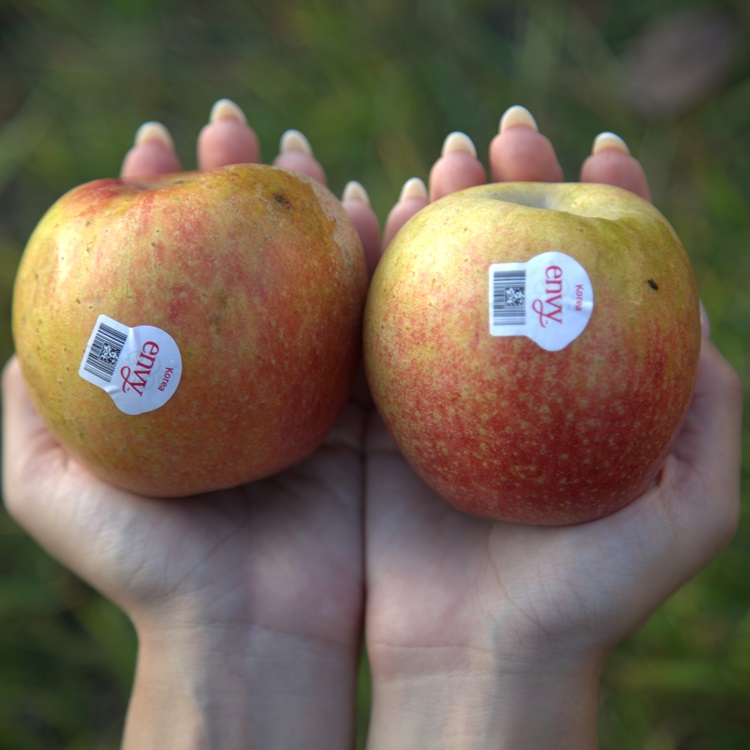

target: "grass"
[1,0,749,747]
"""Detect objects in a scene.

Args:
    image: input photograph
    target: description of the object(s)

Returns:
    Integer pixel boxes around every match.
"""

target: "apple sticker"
[79,314,183,415]
[489,251,594,351]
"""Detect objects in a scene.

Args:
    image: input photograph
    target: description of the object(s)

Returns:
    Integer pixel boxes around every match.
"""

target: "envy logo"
[120,341,160,395]
[79,315,182,415]
[531,265,563,327]
[488,251,593,352]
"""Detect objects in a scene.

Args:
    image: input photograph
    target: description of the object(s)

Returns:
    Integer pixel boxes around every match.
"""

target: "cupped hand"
[363,107,743,749]
[3,99,382,749]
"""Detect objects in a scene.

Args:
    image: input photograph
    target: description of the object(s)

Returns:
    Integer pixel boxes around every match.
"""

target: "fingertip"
[209,98,248,125]
[383,177,428,249]
[399,177,429,202]
[499,105,539,133]
[700,300,711,340]
[134,121,175,150]
[197,99,261,171]
[272,129,327,185]
[490,106,563,183]
[429,132,486,202]
[592,132,630,156]
[441,131,477,158]
[580,132,651,202]
[342,180,370,206]
[341,181,382,278]
[121,121,181,178]
[279,129,313,157]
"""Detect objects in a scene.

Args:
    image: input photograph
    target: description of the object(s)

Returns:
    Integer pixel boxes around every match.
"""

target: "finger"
[636,332,743,587]
[700,300,711,339]
[428,132,487,202]
[579,132,652,201]
[341,181,381,278]
[2,357,59,493]
[672,336,743,495]
[383,177,428,249]
[121,122,181,178]
[1,357,73,542]
[197,98,261,170]
[489,105,564,183]
[272,130,327,186]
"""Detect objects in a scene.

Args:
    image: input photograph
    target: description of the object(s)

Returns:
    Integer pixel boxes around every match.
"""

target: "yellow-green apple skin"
[13,163,367,497]
[364,182,701,526]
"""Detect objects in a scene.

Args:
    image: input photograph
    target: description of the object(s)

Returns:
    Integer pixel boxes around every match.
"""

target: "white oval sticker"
[78,314,182,415]
[488,251,594,351]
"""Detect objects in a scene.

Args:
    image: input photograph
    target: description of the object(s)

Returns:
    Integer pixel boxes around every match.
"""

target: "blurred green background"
[0,0,748,747]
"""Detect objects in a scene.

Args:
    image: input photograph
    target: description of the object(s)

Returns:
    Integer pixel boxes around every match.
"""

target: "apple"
[364,181,701,526]
[12,163,367,497]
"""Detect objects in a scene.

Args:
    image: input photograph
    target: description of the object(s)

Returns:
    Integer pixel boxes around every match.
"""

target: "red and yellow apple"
[12,163,367,497]
[364,182,701,526]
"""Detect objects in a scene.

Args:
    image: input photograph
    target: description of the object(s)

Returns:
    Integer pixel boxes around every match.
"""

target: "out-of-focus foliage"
[1,0,748,747]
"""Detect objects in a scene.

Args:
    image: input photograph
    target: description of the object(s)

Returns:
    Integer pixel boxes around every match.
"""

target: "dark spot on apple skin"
[274,192,292,209]
[647,279,659,290]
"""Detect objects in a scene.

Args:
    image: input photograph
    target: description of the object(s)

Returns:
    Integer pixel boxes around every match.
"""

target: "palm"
[365,316,737,671]
[365,472,638,659]
[365,418,591,663]
[5,376,365,644]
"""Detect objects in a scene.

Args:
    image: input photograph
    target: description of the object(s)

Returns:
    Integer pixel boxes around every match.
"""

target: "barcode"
[83,320,128,383]
[492,269,526,326]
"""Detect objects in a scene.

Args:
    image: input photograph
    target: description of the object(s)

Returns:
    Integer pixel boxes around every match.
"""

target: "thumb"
[2,357,63,509]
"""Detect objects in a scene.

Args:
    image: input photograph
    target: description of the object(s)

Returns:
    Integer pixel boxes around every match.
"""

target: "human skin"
[4,102,371,750]
[363,116,742,749]
[3,102,743,749]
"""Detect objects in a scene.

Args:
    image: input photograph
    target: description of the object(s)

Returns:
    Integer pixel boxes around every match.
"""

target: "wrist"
[366,643,605,750]
[123,620,359,750]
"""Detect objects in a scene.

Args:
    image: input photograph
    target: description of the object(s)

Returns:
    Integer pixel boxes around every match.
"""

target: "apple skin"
[13,163,367,497]
[364,182,701,526]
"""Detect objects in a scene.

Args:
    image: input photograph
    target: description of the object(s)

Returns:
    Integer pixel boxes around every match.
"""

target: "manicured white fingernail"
[280,129,313,155]
[134,122,175,149]
[441,131,477,157]
[342,180,370,205]
[499,105,538,133]
[209,98,247,124]
[399,177,428,201]
[592,131,630,155]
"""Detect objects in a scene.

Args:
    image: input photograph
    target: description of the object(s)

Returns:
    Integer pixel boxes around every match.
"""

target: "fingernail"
[700,300,711,338]
[441,131,477,158]
[342,180,370,205]
[134,122,175,149]
[209,98,247,125]
[499,105,539,133]
[592,131,630,155]
[280,129,313,156]
[399,177,428,202]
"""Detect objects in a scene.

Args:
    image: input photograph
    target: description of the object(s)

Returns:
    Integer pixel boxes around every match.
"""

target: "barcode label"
[491,269,527,327]
[82,317,129,383]
[78,314,183,415]
[488,253,594,350]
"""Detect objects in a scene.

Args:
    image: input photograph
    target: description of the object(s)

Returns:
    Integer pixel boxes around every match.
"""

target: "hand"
[363,106,743,750]
[2,99,381,750]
